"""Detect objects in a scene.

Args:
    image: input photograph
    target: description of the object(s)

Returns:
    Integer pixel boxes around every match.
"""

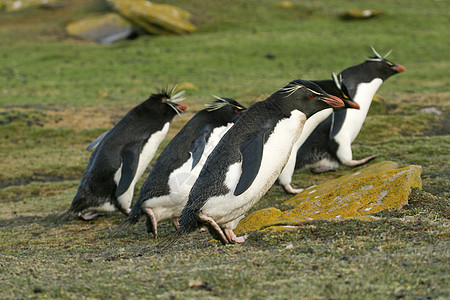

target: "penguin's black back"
[136,103,243,202]
[183,80,333,215]
[69,94,180,213]
[295,57,404,170]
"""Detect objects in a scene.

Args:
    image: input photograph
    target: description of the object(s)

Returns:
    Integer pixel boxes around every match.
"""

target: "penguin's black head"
[337,48,405,98]
[331,73,360,110]
[205,96,246,115]
[147,86,187,117]
[364,47,406,79]
[279,79,346,117]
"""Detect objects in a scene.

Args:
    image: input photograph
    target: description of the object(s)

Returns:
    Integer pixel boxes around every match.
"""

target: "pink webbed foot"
[282,184,304,194]
[224,228,247,244]
[144,207,158,238]
[344,155,380,167]
[80,211,103,220]
[172,218,179,230]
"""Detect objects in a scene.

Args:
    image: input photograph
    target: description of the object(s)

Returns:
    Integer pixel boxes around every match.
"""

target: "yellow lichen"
[236,162,422,234]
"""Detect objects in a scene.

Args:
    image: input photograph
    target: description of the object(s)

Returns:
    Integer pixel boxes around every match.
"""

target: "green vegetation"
[0,0,448,298]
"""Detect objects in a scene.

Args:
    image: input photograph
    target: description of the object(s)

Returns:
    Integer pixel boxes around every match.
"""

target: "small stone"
[285,243,294,249]
[276,1,295,9]
[340,9,383,20]
[189,279,212,291]
[419,107,442,115]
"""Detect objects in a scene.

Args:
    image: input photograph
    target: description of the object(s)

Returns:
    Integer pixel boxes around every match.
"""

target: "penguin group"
[62,48,405,247]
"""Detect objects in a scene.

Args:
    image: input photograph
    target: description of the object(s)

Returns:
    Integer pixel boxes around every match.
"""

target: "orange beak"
[320,94,345,108]
[345,99,360,109]
[176,103,187,112]
[393,64,406,73]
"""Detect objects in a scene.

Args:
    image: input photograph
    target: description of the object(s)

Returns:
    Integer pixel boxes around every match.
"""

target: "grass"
[0,0,449,299]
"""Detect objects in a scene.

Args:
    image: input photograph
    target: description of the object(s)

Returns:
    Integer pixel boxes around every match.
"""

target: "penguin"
[61,87,187,221]
[278,73,360,194]
[160,79,345,247]
[110,97,246,238]
[278,48,406,194]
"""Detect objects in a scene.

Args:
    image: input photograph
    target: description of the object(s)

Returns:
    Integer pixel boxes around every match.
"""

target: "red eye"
[308,94,314,99]
[235,110,239,114]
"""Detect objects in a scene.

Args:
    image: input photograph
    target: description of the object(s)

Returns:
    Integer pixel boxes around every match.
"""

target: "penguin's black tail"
[57,210,75,224]
[108,205,145,238]
[155,205,200,253]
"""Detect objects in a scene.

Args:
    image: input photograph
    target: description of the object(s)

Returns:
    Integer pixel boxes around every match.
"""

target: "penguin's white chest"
[334,78,382,142]
[146,123,235,222]
[201,111,307,226]
[167,124,234,203]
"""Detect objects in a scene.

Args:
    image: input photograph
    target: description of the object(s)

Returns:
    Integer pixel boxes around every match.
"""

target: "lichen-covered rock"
[66,13,134,44]
[285,161,399,206]
[276,1,295,9]
[109,0,196,35]
[340,9,383,20]
[175,82,198,92]
[234,207,282,235]
[2,0,55,11]
[235,162,422,233]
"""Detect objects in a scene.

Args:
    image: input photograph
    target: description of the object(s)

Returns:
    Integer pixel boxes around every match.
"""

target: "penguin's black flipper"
[234,122,274,196]
[189,125,213,170]
[86,129,110,150]
[329,111,346,139]
[115,143,142,197]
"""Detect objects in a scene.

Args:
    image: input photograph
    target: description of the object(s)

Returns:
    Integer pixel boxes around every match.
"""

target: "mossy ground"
[1,0,449,298]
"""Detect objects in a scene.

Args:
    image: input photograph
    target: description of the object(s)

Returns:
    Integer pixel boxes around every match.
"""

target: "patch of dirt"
[423,115,450,136]
[0,173,77,189]
[0,105,130,131]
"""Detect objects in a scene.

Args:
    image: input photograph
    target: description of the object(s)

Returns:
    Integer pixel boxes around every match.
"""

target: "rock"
[235,161,422,233]
[340,9,383,20]
[175,82,198,92]
[420,107,442,115]
[66,13,134,44]
[2,0,56,11]
[234,207,282,235]
[276,1,295,9]
[109,0,196,35]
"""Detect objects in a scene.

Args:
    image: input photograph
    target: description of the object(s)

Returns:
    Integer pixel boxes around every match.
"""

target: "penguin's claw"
[282,184,304,194]
[80,211,103,220]
[145,207,158,238]
[224,229,247,244]
[344,155,380,167]
[172,218,179,230]
[311,167,337,173]
[198,214,228,245]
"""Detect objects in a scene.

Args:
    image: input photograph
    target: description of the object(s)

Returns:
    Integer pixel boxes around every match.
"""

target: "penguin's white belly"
[144,195,177,222]
[115,122,170,210]
[333,79,382,143]
[201,111,307,227]
[145,124,235,220]
[278,108,333,185]
[168,124,234,200]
